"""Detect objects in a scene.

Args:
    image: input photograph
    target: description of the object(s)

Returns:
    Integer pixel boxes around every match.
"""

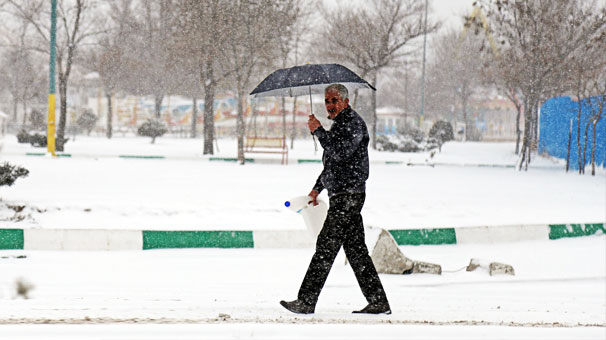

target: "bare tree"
[125,0,180,119]
[0,23,45,126]
[587,79,605,176]
[3,0,104,151]
[270,0,315,151]
[429,29,485,141]
[317,0,439,149]
[221,0,299,164]
[85,0,135,139]
[174,0,233,155]
[478,0,606,170]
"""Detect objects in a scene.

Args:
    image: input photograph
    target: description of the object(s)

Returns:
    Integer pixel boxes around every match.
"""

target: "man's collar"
[333,105,352,121]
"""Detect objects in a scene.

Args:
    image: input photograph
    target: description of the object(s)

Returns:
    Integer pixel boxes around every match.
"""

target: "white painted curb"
[455,225,550,244]
[24,229,142,251]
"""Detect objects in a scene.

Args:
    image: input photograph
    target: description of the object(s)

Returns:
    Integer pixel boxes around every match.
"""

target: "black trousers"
[297,192,389,306]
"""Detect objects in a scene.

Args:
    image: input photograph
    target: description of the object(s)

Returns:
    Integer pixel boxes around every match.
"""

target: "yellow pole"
[47,0,57,156]
[47,94,56,155]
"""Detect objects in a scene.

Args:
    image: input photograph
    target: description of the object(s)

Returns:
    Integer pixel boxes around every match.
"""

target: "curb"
[0,223,603,251]
[17,152,533,168]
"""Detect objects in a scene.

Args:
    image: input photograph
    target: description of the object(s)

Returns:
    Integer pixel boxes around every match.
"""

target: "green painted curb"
[142,230,254,249]
[209,157,254,163]
[548,223,605,240]
[0,229,24,249]
[119,155,166,159]
[389,228,457,245]
[297,159,321,163]
[57,153,71,157]
[25,153,46,156]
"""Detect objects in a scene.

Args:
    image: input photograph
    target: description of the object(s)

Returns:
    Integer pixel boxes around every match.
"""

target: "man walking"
[280,83,391,315]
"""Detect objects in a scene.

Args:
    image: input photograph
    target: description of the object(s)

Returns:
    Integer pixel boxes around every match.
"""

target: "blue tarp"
[539,96,605,170]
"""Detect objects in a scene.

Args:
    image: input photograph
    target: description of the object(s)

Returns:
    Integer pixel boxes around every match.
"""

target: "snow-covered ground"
[0,135,604,339]
[0,135,603,230]
[0,237,604,339]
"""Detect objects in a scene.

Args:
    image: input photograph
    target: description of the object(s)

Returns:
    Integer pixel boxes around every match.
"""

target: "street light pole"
[47,0,57,156]
[419,0,428,129]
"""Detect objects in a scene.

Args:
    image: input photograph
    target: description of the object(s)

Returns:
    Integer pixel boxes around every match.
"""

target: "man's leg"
[342,193,389,307]
[296,196,347,306]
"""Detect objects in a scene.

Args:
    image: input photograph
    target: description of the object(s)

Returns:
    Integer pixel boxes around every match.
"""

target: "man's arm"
[313,124,364,162]
[309,172,324,206]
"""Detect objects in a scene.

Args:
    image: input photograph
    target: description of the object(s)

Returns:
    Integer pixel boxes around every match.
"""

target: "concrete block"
[489,262,515,276]
[370,229,413,274]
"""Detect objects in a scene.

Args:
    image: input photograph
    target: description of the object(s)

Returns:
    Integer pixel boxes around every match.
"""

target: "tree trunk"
[56,78,68,152]
[576,98,583,174]
[20,102,27,125]
[22,101,27,126]
[13,98,18,123]
[106,93,113,139]
[514,103,522,155]
[581,119,592,174]
[281,96,287,141]
[531,101,539,151]
[154,94,163,119]
[462,88,468,142]
[191,97,197,138]
[203,81,215,155]
[291,96,298,149]
[237,91,245,165]
[518,99,533,171]
[370,72,378,150]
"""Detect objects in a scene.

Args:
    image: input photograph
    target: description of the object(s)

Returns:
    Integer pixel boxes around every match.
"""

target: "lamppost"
[47,0,57,156]
[419,0,428,130]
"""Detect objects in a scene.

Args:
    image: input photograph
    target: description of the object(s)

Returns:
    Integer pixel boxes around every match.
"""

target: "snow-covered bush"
[429,120,454,144]
[0,162,29,187]
[397,123,425,143]
[376,135,423,152]
[76,109,98,136]
[377,122,440,153]
[17,129,30,143]
[137,118,168,144]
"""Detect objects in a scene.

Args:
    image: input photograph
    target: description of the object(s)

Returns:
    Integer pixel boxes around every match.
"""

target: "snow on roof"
[84,72,100,80]
[376,106,405,115]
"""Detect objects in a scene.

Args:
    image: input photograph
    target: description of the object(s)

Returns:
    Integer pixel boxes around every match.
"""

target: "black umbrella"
[249,63,375,151]
[250,63,375,98]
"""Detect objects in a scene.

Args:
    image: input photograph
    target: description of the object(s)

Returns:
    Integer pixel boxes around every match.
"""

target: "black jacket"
[312,106,369,197]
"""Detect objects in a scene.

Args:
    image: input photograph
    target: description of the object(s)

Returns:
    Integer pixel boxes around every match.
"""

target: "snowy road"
[0,237,604,338]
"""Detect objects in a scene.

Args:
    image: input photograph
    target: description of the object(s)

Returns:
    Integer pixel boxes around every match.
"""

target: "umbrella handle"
[309,86,318,153]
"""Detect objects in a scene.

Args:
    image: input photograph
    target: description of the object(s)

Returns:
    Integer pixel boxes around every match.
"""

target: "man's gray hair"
[325,83,349,100]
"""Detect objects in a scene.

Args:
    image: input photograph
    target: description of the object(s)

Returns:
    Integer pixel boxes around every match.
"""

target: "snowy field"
[0,135,604,231]
[0,135,604,339]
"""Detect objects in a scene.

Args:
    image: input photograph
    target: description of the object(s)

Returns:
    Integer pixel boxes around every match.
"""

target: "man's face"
[324,89,349,120]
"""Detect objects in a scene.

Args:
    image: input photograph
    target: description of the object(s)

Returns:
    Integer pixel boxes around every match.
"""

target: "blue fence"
[539,96,605,170]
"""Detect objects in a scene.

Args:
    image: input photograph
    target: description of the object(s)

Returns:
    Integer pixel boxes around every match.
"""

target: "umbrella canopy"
[250,63,375,98]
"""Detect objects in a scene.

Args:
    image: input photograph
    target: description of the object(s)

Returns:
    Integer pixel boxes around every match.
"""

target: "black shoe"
[280,299,315,314]
[353,302,392,314]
